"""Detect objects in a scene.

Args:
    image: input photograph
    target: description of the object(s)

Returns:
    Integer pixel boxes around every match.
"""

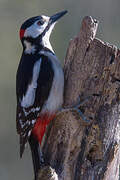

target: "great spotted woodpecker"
[16,10,67,179]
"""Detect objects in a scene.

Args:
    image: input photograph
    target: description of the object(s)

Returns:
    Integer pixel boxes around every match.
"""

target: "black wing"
[16,53,54,157]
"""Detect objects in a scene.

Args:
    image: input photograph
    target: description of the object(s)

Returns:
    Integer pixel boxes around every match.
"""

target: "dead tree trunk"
[37,16,120,180]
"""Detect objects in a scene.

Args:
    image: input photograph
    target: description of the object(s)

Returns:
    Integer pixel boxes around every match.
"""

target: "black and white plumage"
[16,10,67,179]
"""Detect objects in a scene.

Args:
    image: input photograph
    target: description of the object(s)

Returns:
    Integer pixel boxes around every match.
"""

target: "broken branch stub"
[64,16,98,106]
[38,16,120,180]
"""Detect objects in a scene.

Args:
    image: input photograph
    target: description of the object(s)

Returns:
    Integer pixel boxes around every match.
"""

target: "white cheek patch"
[21,58,42,108]
[24,18,49,38]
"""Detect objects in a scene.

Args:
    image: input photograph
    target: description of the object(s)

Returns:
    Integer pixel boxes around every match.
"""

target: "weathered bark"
[37,16,120,180]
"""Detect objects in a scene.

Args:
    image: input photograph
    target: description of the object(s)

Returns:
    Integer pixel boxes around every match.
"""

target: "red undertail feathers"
[32,113,55,144]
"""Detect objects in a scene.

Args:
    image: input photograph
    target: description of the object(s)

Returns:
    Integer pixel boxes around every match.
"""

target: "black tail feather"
[29,134,44,180]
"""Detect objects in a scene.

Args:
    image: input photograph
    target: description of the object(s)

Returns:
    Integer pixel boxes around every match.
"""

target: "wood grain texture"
[37,16,120,180]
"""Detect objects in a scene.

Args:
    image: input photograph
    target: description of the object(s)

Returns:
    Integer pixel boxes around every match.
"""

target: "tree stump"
[37,16,120,180]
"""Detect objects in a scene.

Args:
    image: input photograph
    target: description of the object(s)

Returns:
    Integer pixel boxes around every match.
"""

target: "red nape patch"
[19,29,25,39]
[32,114,56,144]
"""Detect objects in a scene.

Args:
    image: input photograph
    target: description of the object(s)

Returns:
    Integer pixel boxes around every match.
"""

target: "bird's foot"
[57,94,100,123]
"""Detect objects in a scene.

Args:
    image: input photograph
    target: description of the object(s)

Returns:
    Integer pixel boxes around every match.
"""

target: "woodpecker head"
[19,10,67,53]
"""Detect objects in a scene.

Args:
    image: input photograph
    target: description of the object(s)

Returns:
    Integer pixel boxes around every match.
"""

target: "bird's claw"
[57,94,99,123]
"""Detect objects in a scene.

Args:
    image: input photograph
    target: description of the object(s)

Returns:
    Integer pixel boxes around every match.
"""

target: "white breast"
[41,51,64,114]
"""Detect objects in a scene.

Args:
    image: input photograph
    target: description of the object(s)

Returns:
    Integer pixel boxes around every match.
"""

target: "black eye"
[37,20,44,26]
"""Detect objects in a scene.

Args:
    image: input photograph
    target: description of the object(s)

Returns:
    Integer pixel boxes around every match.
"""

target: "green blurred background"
[0,0,120,179]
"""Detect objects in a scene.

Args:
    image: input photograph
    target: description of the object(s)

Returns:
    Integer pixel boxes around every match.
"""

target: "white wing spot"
[28,130,31,137]
[19,119,25,128]
[28,121,31,125]
[32,120,36,124]
[18,113,21,118]
[35,107,40,111]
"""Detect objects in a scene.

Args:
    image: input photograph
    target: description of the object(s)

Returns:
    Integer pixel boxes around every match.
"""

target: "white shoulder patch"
[21,58,42,108]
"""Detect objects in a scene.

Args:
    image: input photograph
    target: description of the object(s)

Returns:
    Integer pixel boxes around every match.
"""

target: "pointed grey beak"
[50,10,68,24]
